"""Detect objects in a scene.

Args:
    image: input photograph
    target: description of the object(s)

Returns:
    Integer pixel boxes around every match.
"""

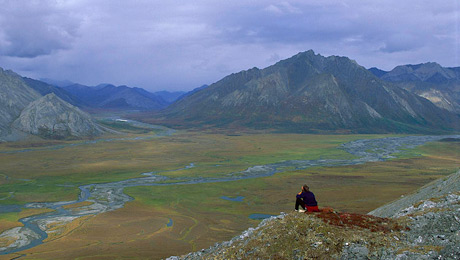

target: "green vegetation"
[0,131,458,259]
[0,133,378,206]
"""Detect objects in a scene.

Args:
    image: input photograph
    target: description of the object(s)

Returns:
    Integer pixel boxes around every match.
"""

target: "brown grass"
[0,135,457,259]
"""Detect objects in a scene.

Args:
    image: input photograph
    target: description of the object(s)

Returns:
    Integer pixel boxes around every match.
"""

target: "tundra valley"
[0,2,459,258]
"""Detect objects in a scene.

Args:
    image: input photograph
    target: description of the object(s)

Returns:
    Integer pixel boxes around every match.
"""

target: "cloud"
[379,34,422,53]
[0,0,82,58]
[0,0,458,91]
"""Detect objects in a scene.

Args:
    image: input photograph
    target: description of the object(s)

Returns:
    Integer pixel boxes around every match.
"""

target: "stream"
[1,129,458,255]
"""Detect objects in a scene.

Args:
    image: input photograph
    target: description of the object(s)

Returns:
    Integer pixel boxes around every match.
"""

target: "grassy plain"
[0,131,458,259]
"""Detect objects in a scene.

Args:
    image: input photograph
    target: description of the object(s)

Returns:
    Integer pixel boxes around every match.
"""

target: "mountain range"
[1,50,459,139]
[0,68,191,141]
[0,68,104,141]
[62,83,170,110]
[157,50,459,133]
[369,63,460,113]
[31,81,185,111]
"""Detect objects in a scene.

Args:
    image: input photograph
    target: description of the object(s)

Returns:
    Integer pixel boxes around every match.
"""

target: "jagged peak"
[275,50,360,69]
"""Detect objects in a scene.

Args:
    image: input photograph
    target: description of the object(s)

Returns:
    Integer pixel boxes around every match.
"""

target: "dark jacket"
[296,191,317,206]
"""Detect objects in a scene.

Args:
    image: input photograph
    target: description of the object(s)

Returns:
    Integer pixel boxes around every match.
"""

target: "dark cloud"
[0,0,458,91]
[0,0,81,58]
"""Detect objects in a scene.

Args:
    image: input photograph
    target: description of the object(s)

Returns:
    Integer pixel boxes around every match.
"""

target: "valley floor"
[0,125,458,259]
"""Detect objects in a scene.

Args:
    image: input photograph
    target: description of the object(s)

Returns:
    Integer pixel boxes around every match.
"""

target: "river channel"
[0,125,458,254]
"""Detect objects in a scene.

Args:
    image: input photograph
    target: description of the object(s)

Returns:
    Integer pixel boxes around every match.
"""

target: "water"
[221,196,245,202]
[249,214,276,220]
[0,205,21,213]
[1,134,458,254]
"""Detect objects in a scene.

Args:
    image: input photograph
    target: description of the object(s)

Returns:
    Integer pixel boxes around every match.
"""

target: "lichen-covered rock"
[12,93,104,139]
[394,192,460,259]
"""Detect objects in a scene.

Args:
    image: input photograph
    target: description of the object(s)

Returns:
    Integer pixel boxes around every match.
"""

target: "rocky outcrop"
[0,68,41,140]
[168,170,460,259]
[12,93,104,139]
[390,192,460,259]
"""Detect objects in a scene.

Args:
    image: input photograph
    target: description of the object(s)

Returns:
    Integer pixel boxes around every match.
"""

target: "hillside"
[160,51,459,133]
[169,170,460,259]
[0,68,42,140]
[12,93,104,139]
[370,63,460,114]
[0,67,106,141]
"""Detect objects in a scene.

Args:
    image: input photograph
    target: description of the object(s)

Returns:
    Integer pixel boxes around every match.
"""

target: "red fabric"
[306,205,320,212]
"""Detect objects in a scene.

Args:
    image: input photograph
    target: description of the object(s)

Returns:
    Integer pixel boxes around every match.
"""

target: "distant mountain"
[22,77,80,106]
[63,84,169,110]
[370,63,460,113]
[380,62,458,83]
[12,93,104,139]
[160,50,459,133]
[39,78,75,88]
[368,67,388,78]
[0,67,105,141]
[154,90,187,103]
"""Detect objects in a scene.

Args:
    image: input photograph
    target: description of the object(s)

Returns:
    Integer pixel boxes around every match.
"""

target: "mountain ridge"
[370,62,460,113]
[0,67,105,141]
[159,50,459,133]
[63,83,170,110]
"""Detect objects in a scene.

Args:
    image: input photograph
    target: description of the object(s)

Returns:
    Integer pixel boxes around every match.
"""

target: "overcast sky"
[0,0,458,91]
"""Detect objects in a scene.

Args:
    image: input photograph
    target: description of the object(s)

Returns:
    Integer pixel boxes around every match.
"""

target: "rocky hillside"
[370,63,460,114]
[161,51,459,133]
[0,68,41,140]
[168,170,460,259]
[12,93,104,139]
[0,67,106,141]
[369,168,460,218]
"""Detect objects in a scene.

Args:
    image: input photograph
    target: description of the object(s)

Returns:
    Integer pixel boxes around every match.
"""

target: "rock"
[340,243,369,260]
[12,93,104,139]
[0,68,41,140]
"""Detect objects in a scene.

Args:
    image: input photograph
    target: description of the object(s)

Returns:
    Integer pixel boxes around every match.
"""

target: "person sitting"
[295,184,319,212]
